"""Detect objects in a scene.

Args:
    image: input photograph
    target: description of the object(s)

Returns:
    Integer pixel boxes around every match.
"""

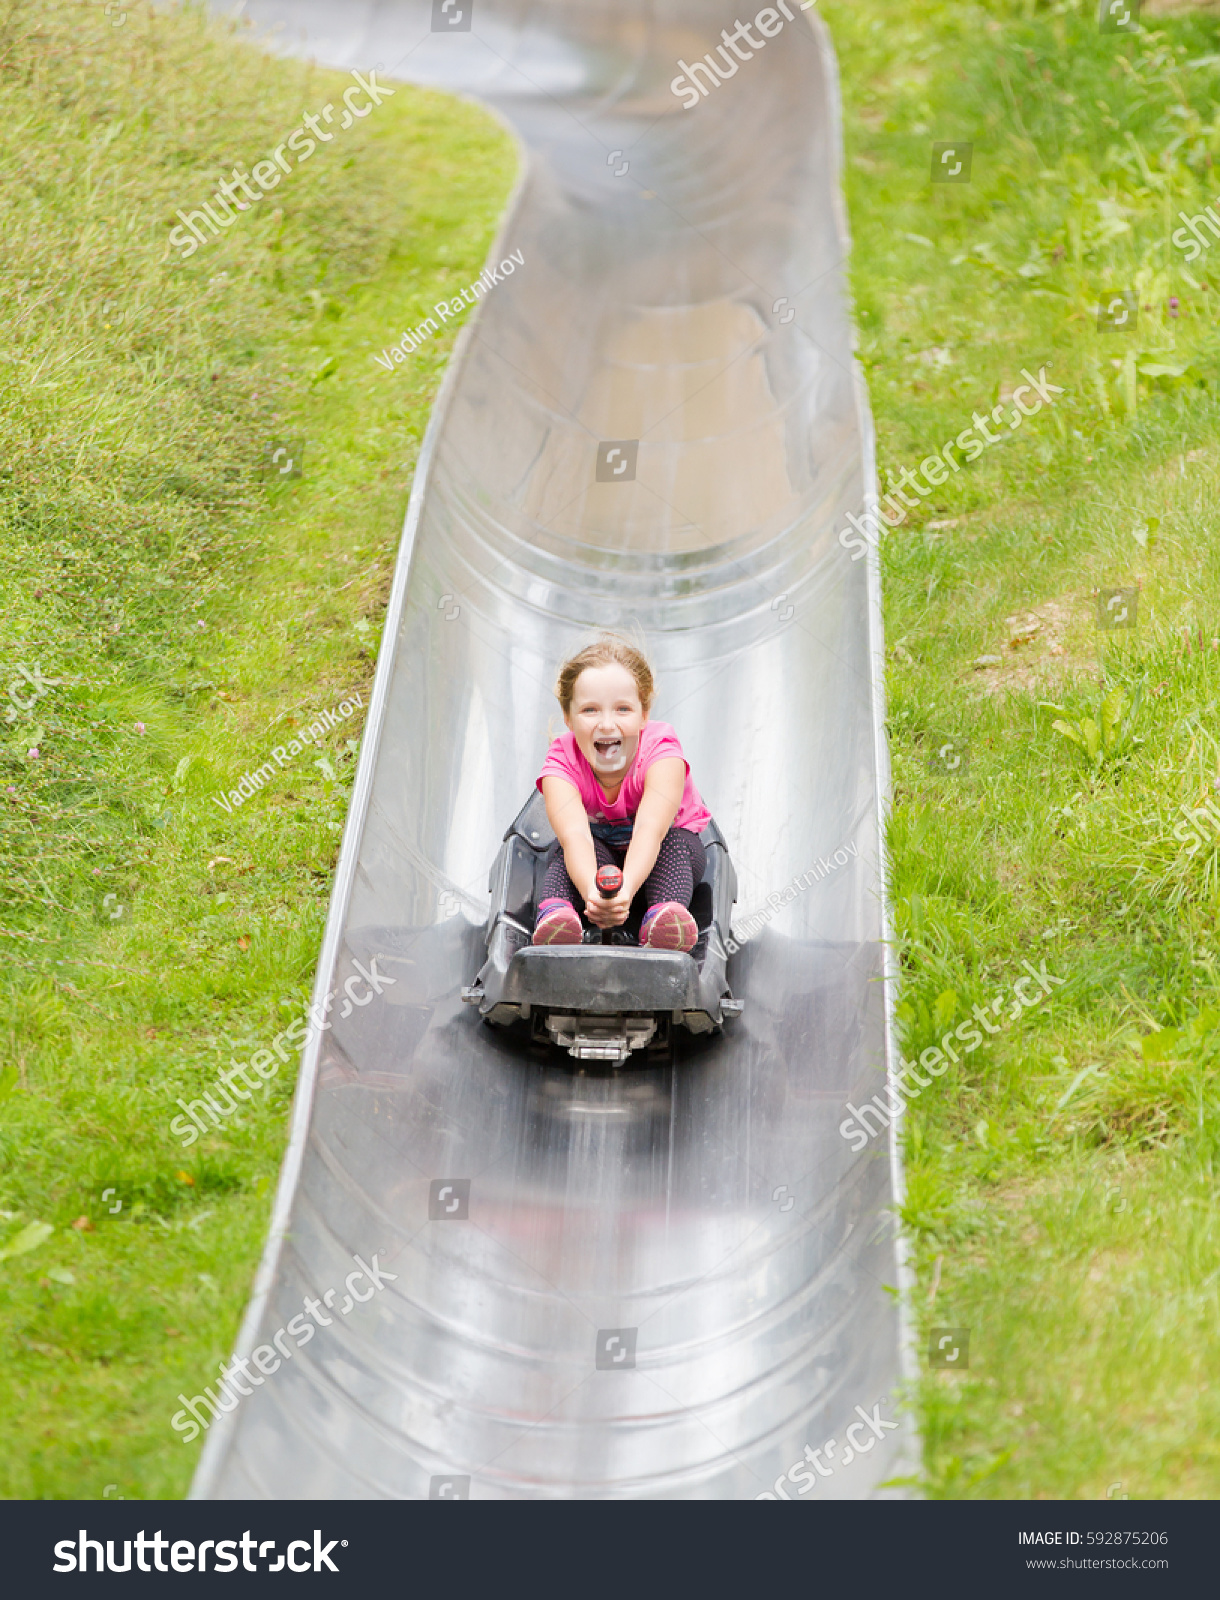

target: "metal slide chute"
[192,0,914,1500]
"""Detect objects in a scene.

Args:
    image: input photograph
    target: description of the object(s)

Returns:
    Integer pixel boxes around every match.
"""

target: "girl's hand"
[583,876,634,929]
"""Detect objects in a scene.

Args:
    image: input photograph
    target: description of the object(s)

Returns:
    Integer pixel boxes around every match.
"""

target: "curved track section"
[193,0,912,1500]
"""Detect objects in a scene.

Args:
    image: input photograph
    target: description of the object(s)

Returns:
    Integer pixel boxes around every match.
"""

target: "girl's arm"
[619,757,685,910]
[541,775,598,905]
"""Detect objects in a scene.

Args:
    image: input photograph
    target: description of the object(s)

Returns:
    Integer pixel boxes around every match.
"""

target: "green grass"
[4,0,1219,1504]
[824,0,1220,1497]
[0,0,515,1498]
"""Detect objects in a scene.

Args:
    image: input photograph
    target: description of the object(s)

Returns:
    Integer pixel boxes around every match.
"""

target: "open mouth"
[593,735,623,765]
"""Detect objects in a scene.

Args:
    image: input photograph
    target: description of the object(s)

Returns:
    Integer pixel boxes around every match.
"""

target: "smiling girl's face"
[565,662,647,782]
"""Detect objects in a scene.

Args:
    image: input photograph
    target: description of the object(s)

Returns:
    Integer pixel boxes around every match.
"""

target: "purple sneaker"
[639,902,697,953]
[533,899,583,946]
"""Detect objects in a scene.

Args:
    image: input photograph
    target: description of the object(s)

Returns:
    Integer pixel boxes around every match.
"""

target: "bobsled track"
[193,0,915,1500]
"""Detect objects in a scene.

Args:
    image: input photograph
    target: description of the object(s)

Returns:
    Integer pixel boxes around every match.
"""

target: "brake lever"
[595,865,623,945]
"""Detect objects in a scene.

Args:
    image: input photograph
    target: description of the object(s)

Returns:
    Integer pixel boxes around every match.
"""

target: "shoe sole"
[533,912,583,946]
[641,906,697,953]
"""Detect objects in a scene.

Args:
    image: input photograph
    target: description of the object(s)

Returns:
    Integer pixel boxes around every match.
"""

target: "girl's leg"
[535,838,616,944]
[639,830,706,952]
[641,829,706,911]
[539,837,616,907]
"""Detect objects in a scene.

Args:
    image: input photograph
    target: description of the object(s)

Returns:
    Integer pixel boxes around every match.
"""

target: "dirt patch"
[1143,0,1220,14]
[967,595,1100,698]
[1146,444,1216,490]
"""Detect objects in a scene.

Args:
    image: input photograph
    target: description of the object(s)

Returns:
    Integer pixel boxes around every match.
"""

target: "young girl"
[534,637,711,953]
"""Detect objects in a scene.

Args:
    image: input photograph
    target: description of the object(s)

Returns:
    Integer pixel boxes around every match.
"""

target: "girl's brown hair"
[556,635,654,717]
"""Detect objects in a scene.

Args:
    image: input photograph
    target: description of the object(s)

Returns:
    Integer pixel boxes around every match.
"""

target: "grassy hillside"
[825,0,1220,1497]
[0,1,514,1498]
[3,0,1217,1505]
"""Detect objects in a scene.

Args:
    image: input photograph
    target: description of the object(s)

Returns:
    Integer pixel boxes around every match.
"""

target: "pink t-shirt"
[537,721,711,834]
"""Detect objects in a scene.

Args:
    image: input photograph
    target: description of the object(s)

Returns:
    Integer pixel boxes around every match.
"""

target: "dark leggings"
[541,827,707,917]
